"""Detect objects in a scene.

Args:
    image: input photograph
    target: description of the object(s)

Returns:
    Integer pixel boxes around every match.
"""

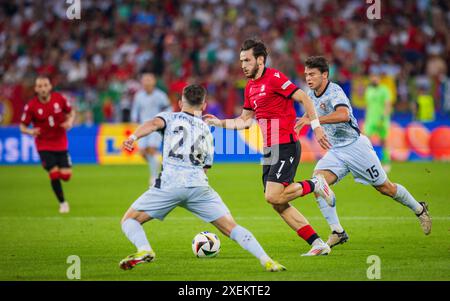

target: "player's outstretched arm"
[292,89,331,150]
[123,117,165,151]
[203,109,254,130]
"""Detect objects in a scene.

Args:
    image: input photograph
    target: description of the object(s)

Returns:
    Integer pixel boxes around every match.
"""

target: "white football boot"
[301,241,331,256]
[312,174,336,207]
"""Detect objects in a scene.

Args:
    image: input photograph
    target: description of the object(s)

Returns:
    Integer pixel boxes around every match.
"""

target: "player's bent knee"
[265,193,282,205]
[121,209,151,225]
[212,214,237,237]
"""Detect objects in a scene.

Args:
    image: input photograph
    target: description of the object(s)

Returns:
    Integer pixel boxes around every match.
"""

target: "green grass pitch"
[0,162,449,281]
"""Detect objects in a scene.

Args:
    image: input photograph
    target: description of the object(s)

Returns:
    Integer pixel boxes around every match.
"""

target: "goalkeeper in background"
[364,73,393,172]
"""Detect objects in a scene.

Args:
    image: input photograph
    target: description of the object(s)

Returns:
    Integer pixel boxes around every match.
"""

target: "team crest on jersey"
[261,84,265,92]
[274,72,280,78]
[54,102,61,113]
[320,103,326,111]
[38,108,43,115]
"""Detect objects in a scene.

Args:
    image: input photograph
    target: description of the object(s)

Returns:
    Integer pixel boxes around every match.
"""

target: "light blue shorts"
[315,135,387,186]
[138,132,162,149]
[131,186,231,222]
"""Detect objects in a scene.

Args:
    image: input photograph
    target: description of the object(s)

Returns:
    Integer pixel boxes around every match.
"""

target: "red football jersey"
[243,68,299,147]
[21,92,72,151]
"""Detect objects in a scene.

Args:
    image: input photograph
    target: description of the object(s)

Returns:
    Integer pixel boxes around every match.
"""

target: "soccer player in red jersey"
[204,39,335,256]
[20,76,76,214]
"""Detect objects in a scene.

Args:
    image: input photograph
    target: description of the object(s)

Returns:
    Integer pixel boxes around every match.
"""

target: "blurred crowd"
[1,0,449,124]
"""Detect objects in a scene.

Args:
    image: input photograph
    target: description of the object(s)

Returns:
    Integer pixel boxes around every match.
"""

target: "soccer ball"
[192,231,220,258]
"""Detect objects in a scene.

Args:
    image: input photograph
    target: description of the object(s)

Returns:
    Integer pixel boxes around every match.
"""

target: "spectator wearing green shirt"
[364,74,392,172]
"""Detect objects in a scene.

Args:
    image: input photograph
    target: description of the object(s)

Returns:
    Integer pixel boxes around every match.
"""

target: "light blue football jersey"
[131,88,171,123]
[154,111,214,188]
[307,82,360,148]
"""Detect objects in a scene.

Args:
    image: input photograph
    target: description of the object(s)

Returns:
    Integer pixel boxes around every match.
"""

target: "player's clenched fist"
[123,135,137,152]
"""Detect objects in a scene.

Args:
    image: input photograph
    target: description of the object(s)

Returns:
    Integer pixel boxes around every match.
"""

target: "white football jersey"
[154,111,214,189]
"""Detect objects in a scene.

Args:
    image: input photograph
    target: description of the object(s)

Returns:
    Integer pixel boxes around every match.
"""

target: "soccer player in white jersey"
[294,56,432,247]
[131,73,172,186]
[119,84,286,272]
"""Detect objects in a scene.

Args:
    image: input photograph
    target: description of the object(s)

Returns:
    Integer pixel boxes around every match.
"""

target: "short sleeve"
[21,104,32,126]
[243,85,253,111]
[155,111,170,132]
[270,71,299,99]
[330,86,351,110]
[61,94,72,113]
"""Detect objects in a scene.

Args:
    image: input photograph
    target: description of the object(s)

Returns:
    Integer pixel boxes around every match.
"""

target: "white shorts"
[131,186,231,222]
[138,132,162,150]
[315,135,387,186]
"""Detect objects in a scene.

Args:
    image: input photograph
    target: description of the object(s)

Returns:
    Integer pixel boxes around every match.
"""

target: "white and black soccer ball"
[192,231,220,258]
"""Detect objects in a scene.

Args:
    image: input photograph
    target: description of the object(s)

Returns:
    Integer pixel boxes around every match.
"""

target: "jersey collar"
[314,80,330,98]
[181,111,201,118]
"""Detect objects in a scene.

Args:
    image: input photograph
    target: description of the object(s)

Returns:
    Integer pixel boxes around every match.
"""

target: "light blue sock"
[121,218,152,251]
[230,225,270,265]
[394,184,423,214]
[317,196,344,233]
[146,154,160,180]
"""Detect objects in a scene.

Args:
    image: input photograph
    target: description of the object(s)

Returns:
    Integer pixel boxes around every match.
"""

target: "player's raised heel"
[301,242,331,256]
[326,230,349,248]
[313,174,336,207]
[416,202,432,235]
[119,250,156,270]
[265,260,286,272]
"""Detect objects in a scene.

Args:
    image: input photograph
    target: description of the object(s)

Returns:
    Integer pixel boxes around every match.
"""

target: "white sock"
[393,184,423,214]
[230,225,270,266]
[317,196,344,232]
[121,218,152,252]
[146,154,160,181]
[312,238,325,246]
[138,244,152,252]
[330,224,344,233]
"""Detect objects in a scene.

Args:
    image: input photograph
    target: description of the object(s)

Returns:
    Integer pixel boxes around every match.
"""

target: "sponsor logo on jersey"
[281,80,292,90]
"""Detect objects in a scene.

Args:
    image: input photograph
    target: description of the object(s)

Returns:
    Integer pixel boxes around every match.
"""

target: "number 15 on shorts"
[366,165,379,180]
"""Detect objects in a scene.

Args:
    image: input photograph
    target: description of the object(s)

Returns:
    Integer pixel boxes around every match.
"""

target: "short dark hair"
[240,39,268,64]
[305,56,329,74]
[183,84,206,106]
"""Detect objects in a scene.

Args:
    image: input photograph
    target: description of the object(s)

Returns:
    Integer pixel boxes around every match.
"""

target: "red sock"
[298,180,314,196]
[296,225,319,245]
[60,172,72,182]
[49,171,61,180]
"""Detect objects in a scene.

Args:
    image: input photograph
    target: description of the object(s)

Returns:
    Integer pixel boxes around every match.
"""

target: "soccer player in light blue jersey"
[131,73,172,186]
[295,56,432,248]
[119,84,285,272]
